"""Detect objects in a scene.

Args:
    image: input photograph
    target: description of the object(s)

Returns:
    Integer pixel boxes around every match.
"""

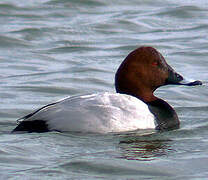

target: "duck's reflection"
[118,134,174,161]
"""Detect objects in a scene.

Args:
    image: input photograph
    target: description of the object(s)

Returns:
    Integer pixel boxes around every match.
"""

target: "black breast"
[147,99,180,131]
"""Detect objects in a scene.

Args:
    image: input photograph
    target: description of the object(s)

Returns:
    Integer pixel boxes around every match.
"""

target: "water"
[0,0,208,179]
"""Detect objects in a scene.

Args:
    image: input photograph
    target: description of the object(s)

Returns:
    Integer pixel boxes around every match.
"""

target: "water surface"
[0,0,208,179]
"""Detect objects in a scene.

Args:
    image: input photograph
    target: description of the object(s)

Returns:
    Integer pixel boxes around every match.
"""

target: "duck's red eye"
[152,62,158,66]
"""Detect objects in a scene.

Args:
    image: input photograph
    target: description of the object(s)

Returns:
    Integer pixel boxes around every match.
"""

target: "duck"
[12,46,202,133]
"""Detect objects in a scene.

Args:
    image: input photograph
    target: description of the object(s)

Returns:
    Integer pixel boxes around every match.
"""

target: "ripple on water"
[0,35,30,48]
[0,0,208,179]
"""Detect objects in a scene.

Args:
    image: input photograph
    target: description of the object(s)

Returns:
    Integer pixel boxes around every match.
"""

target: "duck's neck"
[146,98,180,131]
[139,94,158,103]
[129,89,158,102]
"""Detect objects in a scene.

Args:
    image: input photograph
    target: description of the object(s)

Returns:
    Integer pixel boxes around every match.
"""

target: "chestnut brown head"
[115,47,201,102]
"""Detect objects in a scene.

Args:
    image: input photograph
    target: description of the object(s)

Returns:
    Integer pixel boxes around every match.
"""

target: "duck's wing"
[17,101,59,123]
[12,96,73,133]
[12,93,155,133]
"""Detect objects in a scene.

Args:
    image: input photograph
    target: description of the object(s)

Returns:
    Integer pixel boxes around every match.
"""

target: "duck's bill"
[177,79,202,86]
[166,70,202,86]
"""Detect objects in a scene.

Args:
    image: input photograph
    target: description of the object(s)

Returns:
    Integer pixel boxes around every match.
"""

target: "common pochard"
[12,46,202,133]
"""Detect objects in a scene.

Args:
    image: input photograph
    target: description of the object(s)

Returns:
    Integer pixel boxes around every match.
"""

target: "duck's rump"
[12,92,155,133]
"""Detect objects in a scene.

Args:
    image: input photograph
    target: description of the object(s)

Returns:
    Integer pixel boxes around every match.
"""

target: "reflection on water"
[118,135,174,161]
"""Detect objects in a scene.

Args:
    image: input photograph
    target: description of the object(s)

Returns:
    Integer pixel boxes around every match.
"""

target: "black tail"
[12,120,49,133]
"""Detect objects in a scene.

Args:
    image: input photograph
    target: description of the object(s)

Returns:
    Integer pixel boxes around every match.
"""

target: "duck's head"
[115,46,202,102]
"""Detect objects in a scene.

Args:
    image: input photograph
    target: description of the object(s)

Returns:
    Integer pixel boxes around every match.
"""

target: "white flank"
[26,92,155,133]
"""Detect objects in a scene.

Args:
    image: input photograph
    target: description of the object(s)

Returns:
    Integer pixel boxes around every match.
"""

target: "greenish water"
[0,0,208,179]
